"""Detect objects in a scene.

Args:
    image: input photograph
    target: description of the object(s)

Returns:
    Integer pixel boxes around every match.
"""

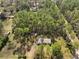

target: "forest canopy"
[0,0,79,59]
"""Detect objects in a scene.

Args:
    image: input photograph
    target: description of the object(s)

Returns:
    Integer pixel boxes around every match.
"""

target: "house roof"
[43,38,51,44]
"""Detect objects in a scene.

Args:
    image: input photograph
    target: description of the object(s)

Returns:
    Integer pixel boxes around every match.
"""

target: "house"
[0,11,14,20]
[36,37,51,45]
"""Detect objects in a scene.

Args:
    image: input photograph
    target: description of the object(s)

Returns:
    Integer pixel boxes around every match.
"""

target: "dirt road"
[27,44,37,59]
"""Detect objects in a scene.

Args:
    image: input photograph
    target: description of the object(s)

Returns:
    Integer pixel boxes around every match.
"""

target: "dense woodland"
[0,0,79,59]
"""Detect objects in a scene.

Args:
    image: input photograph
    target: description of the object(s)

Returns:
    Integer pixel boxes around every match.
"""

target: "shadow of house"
[0,12,7,20]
